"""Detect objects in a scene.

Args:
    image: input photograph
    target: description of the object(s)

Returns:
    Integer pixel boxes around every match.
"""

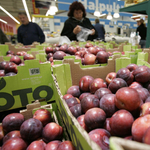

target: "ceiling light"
[113,12,120,18]
[107,12,113,20]
[46,10,56,16]
[0,19,7,24]
[22,0,31,22]
[0,6,20,24]
[50,1,58,12]
[94,11,100,17]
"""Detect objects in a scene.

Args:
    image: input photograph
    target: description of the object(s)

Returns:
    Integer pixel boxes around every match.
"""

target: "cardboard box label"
[0,60,55,112]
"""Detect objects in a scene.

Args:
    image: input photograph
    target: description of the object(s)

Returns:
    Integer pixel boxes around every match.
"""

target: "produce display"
[0,51,35,77]
[62,64,150,150]
[0,107,76,150]
[45,42,111,66]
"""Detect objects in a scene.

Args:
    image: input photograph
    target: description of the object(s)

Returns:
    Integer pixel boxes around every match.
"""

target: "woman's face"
[73,10,83,20]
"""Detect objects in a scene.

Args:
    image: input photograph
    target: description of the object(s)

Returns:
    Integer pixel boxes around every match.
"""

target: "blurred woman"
[61,1,98,41]
[136,19,147,48]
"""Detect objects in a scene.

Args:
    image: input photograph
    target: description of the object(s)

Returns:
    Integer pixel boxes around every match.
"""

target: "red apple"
[133,66,150,83]
[105,72,116,85]
[115,87,142,111]
[140,102,150,117]
[53,51,66,60]
[42,122,63,143]
[59,44,68,52]
[4,62,18,74]
[0,70,5,77]
[126,64,138,72]
[1,138,28,150]
[132,114,150,142]
[81,94,99,113]
[110,109,134,136]
[6,50,15,55]
[116,68,134,85]
[103,118,111,133]
[45,140,62,150]
[108,78,128,94]
[27,140,46,150]
[3,131,21,144]
[6,54,14,57]
[84,108,106,131]
[0,125,4,143]
[63,94,74,100]
[95,47,106,54]
[33,109,52,126]
[47,53,53,60]
[89,129,110,150]
[85,42,93,48]
[20,118,43,142]
[48,57,53,63]
[2,113,24,134]
[83,53,96,65]
[87,47,97,55]
[53,47,60,53]
[23,54,34,60]
[70,104,82,118]
[95,88,112,100]
[90,78,107,94]
[96,51,109,64]
[79,75,94,92]
[145,97,150,103]
[57,141,75,150]
[136,88,150,102]
[77,115,89,132]
[100,94,117,117]
[65,97,80,108]
[10,56,22,65]
[45,47,53,54]
[67,46,77,55]
[0,61,8,70]
[129,82,143,89]
[79,93,91,101]
[143,127,150,144]
[67,85,81,98]
[5,72,17,76]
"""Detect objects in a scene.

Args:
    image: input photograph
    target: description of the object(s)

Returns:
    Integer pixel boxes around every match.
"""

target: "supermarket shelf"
[120,1,149,14]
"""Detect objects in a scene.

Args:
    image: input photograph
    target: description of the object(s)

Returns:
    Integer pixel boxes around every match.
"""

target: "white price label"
[29,68,40,75]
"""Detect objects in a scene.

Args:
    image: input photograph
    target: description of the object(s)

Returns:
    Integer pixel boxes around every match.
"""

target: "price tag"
[29,68,40,75]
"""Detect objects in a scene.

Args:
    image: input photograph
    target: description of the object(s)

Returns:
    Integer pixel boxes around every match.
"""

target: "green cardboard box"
[0,60,55,112]
[110,137,150,150]
[52,55,121,150]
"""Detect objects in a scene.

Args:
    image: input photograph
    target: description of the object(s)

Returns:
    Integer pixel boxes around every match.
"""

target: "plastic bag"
[129,32,141,46]
[76,26,93,42]
[59,36,71,45]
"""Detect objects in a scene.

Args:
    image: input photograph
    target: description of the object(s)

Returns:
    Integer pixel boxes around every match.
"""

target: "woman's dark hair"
[68,1,86,17]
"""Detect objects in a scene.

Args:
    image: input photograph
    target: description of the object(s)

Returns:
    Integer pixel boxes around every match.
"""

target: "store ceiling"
[0,0,64,18]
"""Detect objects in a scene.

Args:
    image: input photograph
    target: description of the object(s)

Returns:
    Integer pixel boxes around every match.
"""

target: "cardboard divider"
[110,137,150,150]
[52,74,102,150]
[62,55,120,86]
[4,42,40,55]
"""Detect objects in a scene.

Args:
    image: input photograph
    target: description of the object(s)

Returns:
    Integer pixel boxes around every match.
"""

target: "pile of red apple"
[0,108,75,150]
[0,50,35,77]
[63,64,150,150]
[45,43,110,66]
